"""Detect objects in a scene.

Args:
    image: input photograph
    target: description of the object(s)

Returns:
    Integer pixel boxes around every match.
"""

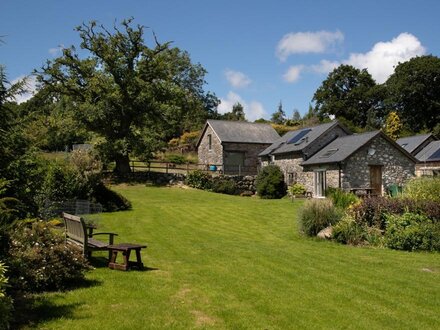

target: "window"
[314,170,326,197]
[287,172,297,185]
[208,134,212,150]
[319,148,338,158]
[287,129,311,144]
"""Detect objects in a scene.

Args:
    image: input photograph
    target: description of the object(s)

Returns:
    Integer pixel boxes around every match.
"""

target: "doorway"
[314,170,326,198]
[369,165,382,195]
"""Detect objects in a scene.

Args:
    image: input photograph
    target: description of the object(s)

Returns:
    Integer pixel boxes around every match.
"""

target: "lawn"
[27,185,440,329]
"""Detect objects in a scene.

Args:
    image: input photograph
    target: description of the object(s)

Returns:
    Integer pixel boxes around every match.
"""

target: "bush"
[326,187,359,209]
[185,170,213,190]
[0,261,12,330]
[403,177,440,202]
[90,180,132,212]
[212,178,238,195]
[352,197,440,230]
[165,154,187,165]
[333,215,367,245]
[255,165,286,199]
[288,183,306,196]
[7,220,91,293]
[300,199,342,236]
[385,212,440,251]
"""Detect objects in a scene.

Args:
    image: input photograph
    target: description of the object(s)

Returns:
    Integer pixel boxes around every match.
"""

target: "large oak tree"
[38,18,217,174]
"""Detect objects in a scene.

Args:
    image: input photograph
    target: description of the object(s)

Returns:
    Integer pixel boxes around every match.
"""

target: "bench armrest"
[91,232,118,245]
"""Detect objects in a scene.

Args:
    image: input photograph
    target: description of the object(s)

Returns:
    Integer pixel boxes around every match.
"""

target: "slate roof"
[396,134,433,154]
[301,131,381,166]
[415,141,440,162]
[198,120,280,146]
[259,121,347,157]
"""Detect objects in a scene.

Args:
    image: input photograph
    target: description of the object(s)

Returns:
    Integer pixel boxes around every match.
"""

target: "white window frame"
[314,170,326,198]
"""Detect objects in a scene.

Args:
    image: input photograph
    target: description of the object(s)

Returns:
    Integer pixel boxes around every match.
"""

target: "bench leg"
[135,248,144,269]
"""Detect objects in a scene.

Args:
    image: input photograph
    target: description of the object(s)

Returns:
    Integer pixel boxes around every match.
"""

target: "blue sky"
[2,0,440,121]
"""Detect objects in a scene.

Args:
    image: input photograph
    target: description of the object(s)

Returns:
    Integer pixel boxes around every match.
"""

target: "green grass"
[27,185,439,329]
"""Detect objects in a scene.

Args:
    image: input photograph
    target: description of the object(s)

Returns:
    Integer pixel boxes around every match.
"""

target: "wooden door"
[369,165,382,196]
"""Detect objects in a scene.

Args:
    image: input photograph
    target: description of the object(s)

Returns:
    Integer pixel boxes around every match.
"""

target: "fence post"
[239,165,241,176]
[131,160,135,172]
[166,162,169,174]
[186,163,189,174]
[148,161,151,173]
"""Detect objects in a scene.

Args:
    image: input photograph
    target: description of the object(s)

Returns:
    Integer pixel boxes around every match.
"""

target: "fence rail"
[128,160,257,176]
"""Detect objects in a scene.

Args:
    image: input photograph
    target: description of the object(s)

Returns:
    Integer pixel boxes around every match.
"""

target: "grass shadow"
[12,294,83,329]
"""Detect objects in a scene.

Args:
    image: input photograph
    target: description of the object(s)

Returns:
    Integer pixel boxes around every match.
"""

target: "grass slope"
[31,185,439,329]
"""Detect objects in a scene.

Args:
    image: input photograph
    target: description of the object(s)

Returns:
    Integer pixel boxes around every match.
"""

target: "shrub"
[0,261,12,330]
[90,180,132,212]
[7,220,91,292]
[326,187,359,209]
[333,215,367,245]
[165,154,187,165]
[212,178,238,195]
[300,199,342,236]
[385,213,440,252]
[403,177,440,202]
[255,165,286,199]
[185,170,213,190]
[288,183,306,196]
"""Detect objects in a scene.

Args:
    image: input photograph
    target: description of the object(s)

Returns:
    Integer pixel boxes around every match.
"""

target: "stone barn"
[197,120,280,175]
[301,131,417,197]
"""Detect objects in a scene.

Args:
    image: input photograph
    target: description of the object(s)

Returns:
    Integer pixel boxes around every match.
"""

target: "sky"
[2,0,440,121]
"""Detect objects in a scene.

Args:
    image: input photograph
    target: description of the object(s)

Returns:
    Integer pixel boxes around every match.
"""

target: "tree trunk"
[114,154,131,175]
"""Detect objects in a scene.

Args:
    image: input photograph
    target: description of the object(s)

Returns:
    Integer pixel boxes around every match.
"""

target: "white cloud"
[218,91,267,121]
[277,30,344,61]
[225,69,251,88]
[11,75,38,104]
[283,65,304,83]
[344,33,426,83]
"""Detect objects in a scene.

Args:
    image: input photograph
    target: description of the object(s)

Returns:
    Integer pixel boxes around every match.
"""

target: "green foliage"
[333,215,367,245]
[325,187,359,209]
[402,177,440,202]
[271,101,286,125]
[0,261,12,330]
[185,170,213,190]
[300,199,342,236]
[7,220,91,292]
[164,154,187,165]
[255,165,286,199]
[271,124,298,136]
[385,55,440,131]
[90,180,132,212]
[221,102,246,121]
[37,18,218,174]
[288,183,306,196]
[313,64,382,128]
[385,213,440,251]
[211,178,238,195]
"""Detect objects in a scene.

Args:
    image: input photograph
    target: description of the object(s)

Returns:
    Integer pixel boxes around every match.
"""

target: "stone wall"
[341,134,415,191]
[198,125,223,166]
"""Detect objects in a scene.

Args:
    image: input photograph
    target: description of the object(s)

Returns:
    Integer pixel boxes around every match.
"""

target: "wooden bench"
[62,212,118,259]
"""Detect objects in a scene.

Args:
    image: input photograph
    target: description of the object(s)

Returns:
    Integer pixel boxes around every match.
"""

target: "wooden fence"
[129,160,257,176]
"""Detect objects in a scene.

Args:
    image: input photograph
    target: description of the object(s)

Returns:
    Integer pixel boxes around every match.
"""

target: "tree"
[384,111,402,140]
[37,18,217,174]
[292,109,301,122]
[223,102,246,121]
[271,101,286,124]
[385,55,440,131]
[313,65,380,127]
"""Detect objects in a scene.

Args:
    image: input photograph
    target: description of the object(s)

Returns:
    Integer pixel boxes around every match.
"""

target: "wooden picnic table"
[349,187,375,197]
[107,243,147,271]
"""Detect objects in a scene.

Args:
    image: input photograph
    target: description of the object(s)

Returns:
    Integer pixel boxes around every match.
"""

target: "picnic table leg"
[135,248,144,269]
[122,249,131,271]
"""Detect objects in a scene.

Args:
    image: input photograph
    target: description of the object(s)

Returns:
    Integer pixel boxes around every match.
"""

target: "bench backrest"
[62,212,88,248]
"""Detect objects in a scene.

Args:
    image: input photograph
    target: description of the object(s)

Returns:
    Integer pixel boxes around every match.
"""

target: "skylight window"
[319,148,339,158]
[287,129,311,144]
[428,148,440,160]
